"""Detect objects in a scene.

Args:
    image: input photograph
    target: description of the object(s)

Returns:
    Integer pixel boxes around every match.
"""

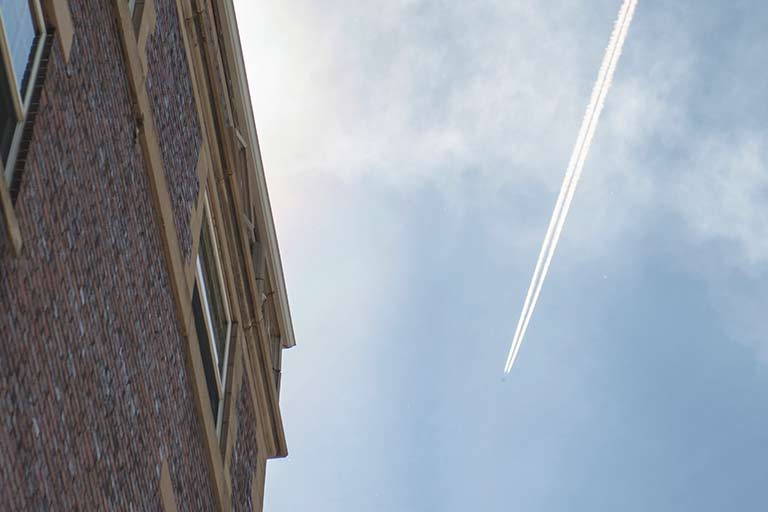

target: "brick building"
[0,1,295,510]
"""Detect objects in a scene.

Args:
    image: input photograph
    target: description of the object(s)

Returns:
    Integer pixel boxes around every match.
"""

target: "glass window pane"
[0,1,39,96]
[199,217,229,376]
[0,64,16,167]
[192,283,221,420]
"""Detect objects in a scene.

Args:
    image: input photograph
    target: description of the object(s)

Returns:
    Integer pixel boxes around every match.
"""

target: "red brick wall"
[145,0,202,259]
[0,1,214,509]
[230,371,259,512]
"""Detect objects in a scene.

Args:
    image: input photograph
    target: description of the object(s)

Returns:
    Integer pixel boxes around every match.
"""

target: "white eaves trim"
[218,0,296,349]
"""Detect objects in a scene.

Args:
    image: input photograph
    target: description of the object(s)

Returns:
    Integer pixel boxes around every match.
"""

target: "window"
[0,0,45,184]
[192,195,232,435]
[128,0,148,34]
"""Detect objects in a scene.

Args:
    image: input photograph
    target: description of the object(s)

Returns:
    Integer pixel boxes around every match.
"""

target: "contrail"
[504,0,638,374]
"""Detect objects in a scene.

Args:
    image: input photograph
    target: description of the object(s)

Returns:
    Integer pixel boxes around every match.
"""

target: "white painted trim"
[216,0,295,348]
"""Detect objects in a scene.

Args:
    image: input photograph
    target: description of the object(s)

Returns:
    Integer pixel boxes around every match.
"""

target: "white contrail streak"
[509,0,637,369]
[504,0,638,374]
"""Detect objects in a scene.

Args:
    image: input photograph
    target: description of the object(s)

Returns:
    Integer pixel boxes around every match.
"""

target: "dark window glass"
[193,284,220,421]
[0,64,16,166]
[198,217,229,375]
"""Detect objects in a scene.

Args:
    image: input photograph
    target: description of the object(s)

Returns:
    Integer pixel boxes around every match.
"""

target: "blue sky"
[234,0,768,510]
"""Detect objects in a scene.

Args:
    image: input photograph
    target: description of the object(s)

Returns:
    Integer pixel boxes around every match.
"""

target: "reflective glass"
[0,1,38,96]
[198,218,229,376]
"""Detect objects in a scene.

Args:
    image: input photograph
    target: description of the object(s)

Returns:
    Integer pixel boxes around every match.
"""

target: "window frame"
[0,0,46,184]
[194,192,233,435]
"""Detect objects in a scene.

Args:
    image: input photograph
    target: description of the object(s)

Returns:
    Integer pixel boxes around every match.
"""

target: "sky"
[233,0,768,510]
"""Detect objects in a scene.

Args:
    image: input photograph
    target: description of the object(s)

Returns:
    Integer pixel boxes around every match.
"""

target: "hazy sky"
[234,1,768,510]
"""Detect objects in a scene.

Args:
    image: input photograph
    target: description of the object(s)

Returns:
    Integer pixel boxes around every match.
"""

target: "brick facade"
[230,371,259,512]
[145,0,202,259]
[1,1,294,509]
[0,1,214,509]
[0,0,302,511]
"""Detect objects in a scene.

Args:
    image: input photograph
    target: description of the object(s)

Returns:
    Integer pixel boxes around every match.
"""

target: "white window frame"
[195,194,233,433]
[0,0,46,183]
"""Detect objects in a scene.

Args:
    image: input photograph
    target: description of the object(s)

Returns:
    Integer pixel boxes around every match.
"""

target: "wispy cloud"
[504,0,639,373]
[236,0,768,510]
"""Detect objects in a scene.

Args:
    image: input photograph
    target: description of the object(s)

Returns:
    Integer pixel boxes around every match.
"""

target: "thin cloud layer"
[505,0,639,373]
[234,0,768,510]
[238,0,618,188]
